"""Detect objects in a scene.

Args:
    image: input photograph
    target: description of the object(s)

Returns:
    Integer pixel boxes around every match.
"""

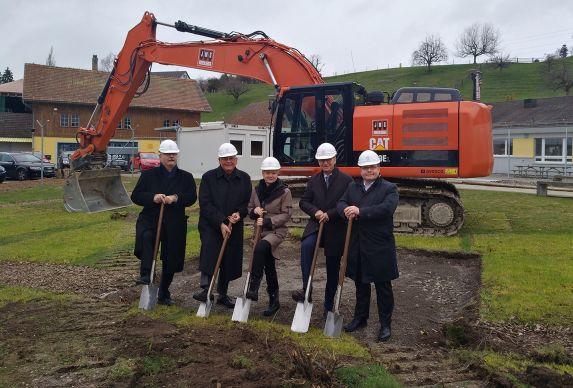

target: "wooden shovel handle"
[337,217,354,287]
[308,221,325,282]
[206,227,231,297]
[150,203,165,284]
[247,221,262,273]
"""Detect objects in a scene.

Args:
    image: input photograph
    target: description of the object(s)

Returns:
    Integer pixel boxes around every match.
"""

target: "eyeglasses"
[219,156,237,162]
[360,165,379,170]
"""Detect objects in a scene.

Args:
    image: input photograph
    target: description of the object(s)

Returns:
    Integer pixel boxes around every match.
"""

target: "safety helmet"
[315,143,337,160]
[217,143,238,158]
[357,150,381,167]
[158,139,180,154]
[260,156,281,171]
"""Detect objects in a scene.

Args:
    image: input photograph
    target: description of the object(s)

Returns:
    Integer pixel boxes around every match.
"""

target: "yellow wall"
[33,136,161,159]
[512,138,534,157]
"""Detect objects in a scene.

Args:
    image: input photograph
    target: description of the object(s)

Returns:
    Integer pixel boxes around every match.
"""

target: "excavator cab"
[273,82,360,167]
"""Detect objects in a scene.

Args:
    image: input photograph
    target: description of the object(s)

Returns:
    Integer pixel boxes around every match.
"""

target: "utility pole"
[35,119,47,184]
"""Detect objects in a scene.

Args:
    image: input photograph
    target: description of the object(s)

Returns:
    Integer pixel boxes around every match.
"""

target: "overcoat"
[299,167,353,257]
[198,166,252,282]
[131,165,197,273]
[336,177,399,283]
[248,179,293,258]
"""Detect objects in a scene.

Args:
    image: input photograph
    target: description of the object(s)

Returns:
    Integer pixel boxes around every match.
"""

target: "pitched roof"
[150,71,190,79]
[0,113,33,138]
[22,63,211,112]
[227,101,272,126]
[0,79,23,95]
[491,96,573,127]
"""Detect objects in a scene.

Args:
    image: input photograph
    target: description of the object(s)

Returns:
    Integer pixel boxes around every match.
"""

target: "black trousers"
[139,229,174,299]
[252,240,279,295]
[353,255,394,327]
[200,272,230,295]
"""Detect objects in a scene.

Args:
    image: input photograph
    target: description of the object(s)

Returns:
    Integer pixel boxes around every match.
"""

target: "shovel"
[197,228,231,318]
[291,221,324,333]
[324,217,353,338]
[232,219,262,323]
[139,203,165,311]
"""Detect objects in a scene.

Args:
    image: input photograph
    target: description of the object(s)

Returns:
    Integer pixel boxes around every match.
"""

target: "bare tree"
[224,77,250,102]
[489,52,512,71]
[456,23,500,64]
[544,53,557,72]
[99,53,115,72]
[412,35,448,72]
[543,58,573,95]
[308,54,324,74]
[45,46,56,66]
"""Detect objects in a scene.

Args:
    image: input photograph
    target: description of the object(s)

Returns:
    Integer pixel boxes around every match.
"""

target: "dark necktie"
[325,174,330,189]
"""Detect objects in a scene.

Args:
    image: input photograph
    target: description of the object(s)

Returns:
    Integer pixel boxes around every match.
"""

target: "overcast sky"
[2,0,573,81]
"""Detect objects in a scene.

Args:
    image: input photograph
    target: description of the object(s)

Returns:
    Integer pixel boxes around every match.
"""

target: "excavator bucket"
[63,168,132,213]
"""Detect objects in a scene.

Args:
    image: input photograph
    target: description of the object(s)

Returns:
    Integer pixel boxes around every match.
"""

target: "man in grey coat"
[337,150,399,342]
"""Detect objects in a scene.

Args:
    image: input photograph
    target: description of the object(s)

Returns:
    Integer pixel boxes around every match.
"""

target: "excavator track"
[283,177,464,236]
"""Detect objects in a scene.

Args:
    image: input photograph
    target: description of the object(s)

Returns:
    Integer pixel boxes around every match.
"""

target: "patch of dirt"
[0,298,335,387]
[0,177,64,192]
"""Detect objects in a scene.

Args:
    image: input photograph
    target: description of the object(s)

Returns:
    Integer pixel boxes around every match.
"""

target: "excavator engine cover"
[63,168,132,213]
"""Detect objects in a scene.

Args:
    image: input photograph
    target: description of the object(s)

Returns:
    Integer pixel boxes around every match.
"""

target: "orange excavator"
[64,12,493,235]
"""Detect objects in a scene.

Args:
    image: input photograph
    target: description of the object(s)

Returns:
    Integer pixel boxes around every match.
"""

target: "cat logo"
[198,49,214,67]
[372,120,388,136]
[369,137,390,150]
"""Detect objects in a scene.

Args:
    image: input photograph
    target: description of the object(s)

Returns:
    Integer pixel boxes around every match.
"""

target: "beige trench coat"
[247,186,293,258]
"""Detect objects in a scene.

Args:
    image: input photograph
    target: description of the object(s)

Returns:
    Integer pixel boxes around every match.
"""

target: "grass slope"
[203,57,573,122]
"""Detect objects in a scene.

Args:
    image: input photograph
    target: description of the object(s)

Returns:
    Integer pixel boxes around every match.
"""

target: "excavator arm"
[64,11,323,213]
[72,11,322,165]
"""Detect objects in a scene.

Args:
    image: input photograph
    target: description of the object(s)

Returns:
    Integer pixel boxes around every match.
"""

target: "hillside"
[201,57,573,122]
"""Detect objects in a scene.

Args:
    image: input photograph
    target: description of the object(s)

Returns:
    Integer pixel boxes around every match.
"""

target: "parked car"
[107,154,130,171]
[0,165,6,183]
[30,152,52,163]
[131,152,160,171]
[0,152,56,180]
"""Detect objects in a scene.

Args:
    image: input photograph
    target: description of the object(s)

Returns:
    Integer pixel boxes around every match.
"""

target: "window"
[230,140,243,156]
[173,119,180,127]
[123,117,131,129]
[117,119,122,129]
[534,137,572,163]
[70,113,79,128]
[251,140,263,156]
[163,120,170,127]
[60,114,69,127]
[493,139,512,156]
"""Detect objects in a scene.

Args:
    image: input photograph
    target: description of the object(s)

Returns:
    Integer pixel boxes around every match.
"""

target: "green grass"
[0,285,74,308]
[203,58,573,121]
[0,177,200,266]
[397,189,573,326]
[335,364,401,388]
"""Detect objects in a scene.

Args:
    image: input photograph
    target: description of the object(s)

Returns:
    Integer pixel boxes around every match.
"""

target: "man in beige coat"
[246,157,292,316]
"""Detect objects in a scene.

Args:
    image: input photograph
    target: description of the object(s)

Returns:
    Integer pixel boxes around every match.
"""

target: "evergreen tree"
[1,67,14,84]
[559,44,569,58]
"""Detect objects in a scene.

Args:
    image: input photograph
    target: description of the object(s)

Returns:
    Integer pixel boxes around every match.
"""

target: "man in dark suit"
[337,150,399,342]
[131,139,197,306]
[293,143,353,316]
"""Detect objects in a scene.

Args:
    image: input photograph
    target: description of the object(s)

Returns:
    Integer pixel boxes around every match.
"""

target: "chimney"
[92,55,98,71]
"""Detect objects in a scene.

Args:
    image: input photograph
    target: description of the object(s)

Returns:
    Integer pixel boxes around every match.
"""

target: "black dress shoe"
[343,317,367,332]
[158,297,176,306]
[193,288,210,302]
[377,326,391,342]
[263,293,280,316]
[217,295,235,308]
[135,275,150,285]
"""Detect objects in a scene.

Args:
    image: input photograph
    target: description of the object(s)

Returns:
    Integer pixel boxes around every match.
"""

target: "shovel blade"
[196,299,212,318]
[63,169,132,213]
[323,311,343,338]
[231,296,251,323]
[138,284,159,311]
[291,301,313,333]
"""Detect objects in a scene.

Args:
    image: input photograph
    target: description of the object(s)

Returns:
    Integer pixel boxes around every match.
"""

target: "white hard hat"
[218,143,238,158]
[315,142,337,160]
[158,139,180,154]
[260,156,281,171]
[357,150,381,167]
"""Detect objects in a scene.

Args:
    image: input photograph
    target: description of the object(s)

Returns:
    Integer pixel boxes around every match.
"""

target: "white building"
[178,122,271,178]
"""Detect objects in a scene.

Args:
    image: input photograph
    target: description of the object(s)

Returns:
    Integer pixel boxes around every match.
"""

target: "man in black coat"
[337,150,399,342]
[293,143,353,316]
[131,139,197,306]
[193,143,252,308]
